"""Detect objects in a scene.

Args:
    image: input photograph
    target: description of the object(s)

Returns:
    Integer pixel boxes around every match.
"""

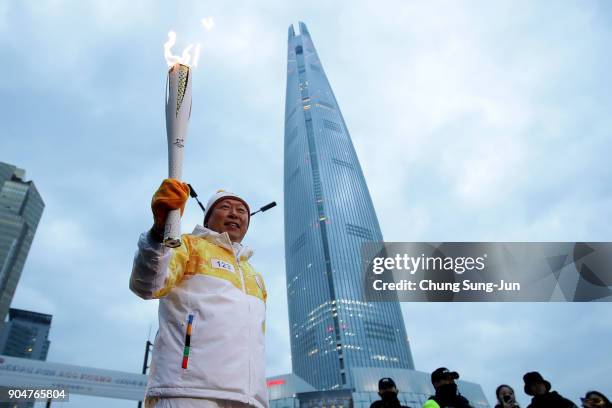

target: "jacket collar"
[191,224,253,261]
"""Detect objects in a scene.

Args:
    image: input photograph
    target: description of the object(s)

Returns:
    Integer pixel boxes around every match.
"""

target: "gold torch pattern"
[175,64,190,117]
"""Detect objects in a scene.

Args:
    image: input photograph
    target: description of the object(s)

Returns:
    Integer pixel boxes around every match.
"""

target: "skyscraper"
[0,308,51,360]
[0,163,44,325]
[283,22,414,391]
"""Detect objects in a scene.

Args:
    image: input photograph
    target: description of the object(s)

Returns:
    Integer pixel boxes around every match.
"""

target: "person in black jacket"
[523,372,577,408]
[370,378,410,408]
[423,368,473,408]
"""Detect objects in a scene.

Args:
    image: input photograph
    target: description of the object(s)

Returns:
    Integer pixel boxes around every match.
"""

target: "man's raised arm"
[129,179,190,299]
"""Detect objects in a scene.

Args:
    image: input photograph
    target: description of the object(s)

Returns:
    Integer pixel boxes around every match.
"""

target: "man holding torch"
[130,182,268,408]
[129,28,268,408]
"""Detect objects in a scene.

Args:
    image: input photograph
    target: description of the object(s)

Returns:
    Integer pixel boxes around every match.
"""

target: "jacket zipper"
[234,253,246,293]
[234,250,251,401]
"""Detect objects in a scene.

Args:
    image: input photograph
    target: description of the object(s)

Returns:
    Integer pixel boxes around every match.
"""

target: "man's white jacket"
[130,225,268,408]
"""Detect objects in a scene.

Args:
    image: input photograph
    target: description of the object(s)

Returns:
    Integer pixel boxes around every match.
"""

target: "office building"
[284,22,414,391]
[0,163,44,326]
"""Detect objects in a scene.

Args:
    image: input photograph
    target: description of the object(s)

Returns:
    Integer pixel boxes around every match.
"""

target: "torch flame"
[163,18,214,68]
[181,44,194,66]
[164,31,200,68]
[202,17,215,31]
[192,44,202,67]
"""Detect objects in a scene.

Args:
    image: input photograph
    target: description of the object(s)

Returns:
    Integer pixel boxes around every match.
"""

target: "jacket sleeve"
[129,230,190,299]
[422,400,439,408]
[563,398,578,408]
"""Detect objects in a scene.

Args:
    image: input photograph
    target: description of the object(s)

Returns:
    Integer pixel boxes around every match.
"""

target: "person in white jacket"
[130,179,267,408]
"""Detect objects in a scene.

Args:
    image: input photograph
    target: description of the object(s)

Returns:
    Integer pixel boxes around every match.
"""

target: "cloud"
[35,217,96,261]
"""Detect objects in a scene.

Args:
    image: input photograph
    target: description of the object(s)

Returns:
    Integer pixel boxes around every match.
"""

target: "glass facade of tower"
[283,23,414,391]
[0,163,45,325]
[0,308,52,360]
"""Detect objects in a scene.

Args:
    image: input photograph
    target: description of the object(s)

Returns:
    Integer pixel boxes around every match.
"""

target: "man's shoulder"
[242,259,262,273]
[557,394,578,408]
[548,391,577,408]
[182,234,229,254]
[370,400,385,408]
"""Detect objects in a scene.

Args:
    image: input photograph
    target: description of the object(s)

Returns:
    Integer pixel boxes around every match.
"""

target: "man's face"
[434,377,456,389]
[582,393,606,408]
[378,386,397,397]
[529,382,547,396]
[436,377,455,387]
[206,198,249,243]
[498,386,515,404]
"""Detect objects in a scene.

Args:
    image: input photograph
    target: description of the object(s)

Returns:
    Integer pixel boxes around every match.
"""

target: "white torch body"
[164,63,193,247]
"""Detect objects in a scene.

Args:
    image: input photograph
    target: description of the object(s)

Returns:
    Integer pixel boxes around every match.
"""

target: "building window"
[286,106,297,123]
[285,127,298,148]
[364,320,397,342]
[323,119,342,133]
[290,233,307,254]
[287,167,300,184]
[316,101,335,111]
[346,223,373,240]
[332,158,354,170]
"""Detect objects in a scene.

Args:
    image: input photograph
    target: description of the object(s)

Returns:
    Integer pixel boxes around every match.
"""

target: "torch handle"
[162,146,184,247]
[163,210,182,248]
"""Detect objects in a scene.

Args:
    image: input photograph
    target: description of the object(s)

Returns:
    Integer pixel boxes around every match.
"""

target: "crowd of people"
[371,368,611,408]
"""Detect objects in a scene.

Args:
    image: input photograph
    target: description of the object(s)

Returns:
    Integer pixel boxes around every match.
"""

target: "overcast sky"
[2,1,611,407]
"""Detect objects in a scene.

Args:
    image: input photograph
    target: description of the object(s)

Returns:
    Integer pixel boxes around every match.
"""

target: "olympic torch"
[161,27,206,247]
[163,62,193,247]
